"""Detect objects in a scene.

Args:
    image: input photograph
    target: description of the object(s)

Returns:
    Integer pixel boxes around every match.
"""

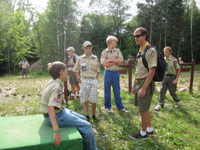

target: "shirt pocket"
[91,62,98,71]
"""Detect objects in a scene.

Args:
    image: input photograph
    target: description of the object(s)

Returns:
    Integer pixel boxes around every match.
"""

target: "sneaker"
[93,117,100,122]
[70,96,74,100]
[175,102,179,108]
[147,131,154,136]
[86,117,90,122]
[154,104,162,111]
[119,109,128,113]
[130,132,147,140]
[106,108,111,113]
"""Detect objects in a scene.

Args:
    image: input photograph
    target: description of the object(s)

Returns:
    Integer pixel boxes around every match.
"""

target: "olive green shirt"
[100,48,123,71]
[135,47,158,79]
[73,53,100,78]
[40,78,66,114]
[165,55,180,75]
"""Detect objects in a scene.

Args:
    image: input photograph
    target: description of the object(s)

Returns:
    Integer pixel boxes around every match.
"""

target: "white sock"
[71,94,74,96]
[147,127,153,132]
[140,130,146,136]
[76,94,79,96]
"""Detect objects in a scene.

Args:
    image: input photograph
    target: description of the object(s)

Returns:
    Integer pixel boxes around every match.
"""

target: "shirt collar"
[56,78,64,88]
[105,47,117,53]
[82,53,94,58]
[139,42,150,53]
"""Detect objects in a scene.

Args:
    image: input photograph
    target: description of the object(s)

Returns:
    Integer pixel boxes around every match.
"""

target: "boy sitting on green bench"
[40,61,97,150]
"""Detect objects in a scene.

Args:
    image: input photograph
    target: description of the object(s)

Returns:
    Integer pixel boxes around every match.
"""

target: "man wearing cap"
[73,41,100,122]
[19,58,30,79]
[65,47,80,100]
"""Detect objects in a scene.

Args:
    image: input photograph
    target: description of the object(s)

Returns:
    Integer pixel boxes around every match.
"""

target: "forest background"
[0,0,200,75]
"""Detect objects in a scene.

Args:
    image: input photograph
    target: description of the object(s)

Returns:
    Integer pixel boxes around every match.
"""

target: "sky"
[28,0,142,16]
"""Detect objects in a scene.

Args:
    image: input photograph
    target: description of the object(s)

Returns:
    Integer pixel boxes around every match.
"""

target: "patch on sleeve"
[173,57,178,64]
[149,50,155,57]
[93,57,96,60]
[57,94,61,99]
[57,90,62,95]
[54,99,61,103]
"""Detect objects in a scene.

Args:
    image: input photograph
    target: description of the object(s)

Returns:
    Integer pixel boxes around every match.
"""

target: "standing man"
[101,36,128,113]
[19,58,30,79]
[65,47,80,100]
[130,27,157,140]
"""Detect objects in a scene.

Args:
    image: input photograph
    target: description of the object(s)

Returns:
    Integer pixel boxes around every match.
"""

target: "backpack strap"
[142,45,152,71]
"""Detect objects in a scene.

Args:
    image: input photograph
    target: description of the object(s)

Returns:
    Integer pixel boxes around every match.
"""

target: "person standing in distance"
[19,58,30,79]
[130,27,157,140]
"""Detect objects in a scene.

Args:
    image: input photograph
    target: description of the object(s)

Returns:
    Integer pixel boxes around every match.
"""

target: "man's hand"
[131,87,135,95]
[138,88,146,97]
[53,132,61,147]
[172,80,177,84]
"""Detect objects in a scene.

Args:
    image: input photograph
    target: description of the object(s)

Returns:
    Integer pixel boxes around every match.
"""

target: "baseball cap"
[65,47,75,52]
[83,41,92,47]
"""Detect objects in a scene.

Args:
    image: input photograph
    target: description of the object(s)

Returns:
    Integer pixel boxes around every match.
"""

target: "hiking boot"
[154,104,163,111]
[76,96,80,100]
[86,116,90,122]
[175,102,179,108]
[147,131,154,136]
[106,108,111,113]
[93,116,100,122]
[130,132,147,140]
[70,96,74,100]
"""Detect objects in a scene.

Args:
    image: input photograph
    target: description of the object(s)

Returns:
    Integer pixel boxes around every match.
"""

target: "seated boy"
[73,41,100,122]
[154,46,181,111]
[40,61,97,150]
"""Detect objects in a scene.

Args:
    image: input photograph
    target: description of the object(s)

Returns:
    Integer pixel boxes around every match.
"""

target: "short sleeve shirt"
[165,55,180,75]
[19,61,30,69]
[40,78,66,114]
[73,54,100,78]
[100,48,123,71]
[135,47,158,79]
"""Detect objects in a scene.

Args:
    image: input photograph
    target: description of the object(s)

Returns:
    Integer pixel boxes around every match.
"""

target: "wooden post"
[63,59,68,102]
[189,59,195,92]
[128,60,132,94]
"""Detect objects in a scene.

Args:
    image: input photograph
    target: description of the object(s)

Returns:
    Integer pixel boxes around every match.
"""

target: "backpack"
[139,45,166,82]
[73,54,77,64]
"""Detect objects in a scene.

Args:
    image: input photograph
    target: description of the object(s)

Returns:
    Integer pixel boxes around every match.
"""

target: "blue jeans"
[44,107,97,150]
[104,70,124,109]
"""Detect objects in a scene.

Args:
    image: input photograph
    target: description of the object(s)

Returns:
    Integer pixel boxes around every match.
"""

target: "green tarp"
[0,115,83,150]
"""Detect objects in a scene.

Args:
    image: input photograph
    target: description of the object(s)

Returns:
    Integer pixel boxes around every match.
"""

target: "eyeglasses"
[134,34,143,38]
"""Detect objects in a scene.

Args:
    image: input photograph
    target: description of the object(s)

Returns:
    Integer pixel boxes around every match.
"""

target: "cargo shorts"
[134,79,155,111]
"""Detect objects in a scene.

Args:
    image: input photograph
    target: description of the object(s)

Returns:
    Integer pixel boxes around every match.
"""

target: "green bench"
[0,115,83,150]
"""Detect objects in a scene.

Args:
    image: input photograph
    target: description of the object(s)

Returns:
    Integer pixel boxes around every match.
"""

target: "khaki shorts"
[69,75,79,85]
[134,79,155,111]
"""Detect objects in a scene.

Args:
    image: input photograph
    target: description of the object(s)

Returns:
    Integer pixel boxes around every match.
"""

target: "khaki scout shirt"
[165,55,180,75]
[19,61,30,69]
[135,43,158,79]
[40,78,66,114]
[67,54,78,71]
[100,48,123,71]
[73,53,100,78]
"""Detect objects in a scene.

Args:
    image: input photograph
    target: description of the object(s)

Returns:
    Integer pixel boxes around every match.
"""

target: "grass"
[0,70,200,150]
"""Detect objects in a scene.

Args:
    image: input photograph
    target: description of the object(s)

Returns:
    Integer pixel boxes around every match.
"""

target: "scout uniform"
[134,42,157,111]
[101,48,125,109]
[159,55,180,107]
[73,53,100,103]
[19,60,30,75]
[40,78,65,115]
[40,78,97,150]
[67,53,79,85]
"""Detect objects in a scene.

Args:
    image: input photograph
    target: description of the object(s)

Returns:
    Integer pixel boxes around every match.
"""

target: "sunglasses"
[134,34,143,38]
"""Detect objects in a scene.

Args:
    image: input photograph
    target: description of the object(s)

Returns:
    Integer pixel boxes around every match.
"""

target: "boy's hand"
[106,59,113,63]
[53,132,61,147]
[172,80,177,84]
[131,87,135,95]
[79,79,82,84]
